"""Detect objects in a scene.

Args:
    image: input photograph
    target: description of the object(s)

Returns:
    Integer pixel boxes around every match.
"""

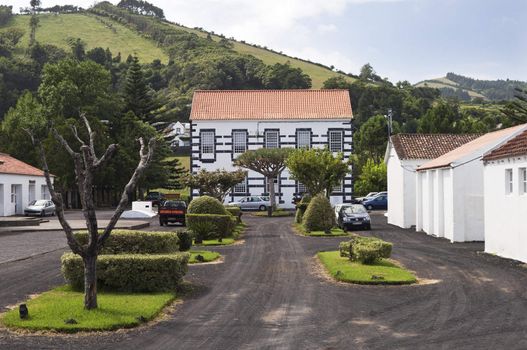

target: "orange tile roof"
[190,89,353,121]
[0,153,47,177]
[483,129,527,161]
[391,133,481,160]
[418,124,527,171]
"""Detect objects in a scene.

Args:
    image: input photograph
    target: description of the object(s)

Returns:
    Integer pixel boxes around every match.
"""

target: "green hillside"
[1,11,350,88]
[2,13,168,63]
[416,73,527,101]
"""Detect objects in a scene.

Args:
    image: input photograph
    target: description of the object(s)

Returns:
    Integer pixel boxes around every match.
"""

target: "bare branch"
[70,124,86,146]
[93,144,118,169]
[51,127,77,157]
[81,113,96,158]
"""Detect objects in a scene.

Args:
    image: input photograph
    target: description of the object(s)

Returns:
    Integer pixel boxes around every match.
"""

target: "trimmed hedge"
[339,236,392,264]
[177,231,193,251]
[295,195,312,224]
[302,194,335,233]
[187,196,228,215]
[73,230,179,254]
[61,252,189,292]
[225,206,242,223]
[186,213,234,242]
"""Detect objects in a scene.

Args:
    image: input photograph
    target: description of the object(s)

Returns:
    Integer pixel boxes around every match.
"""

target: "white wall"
[191,119,353,209]
[484,156,527,262]
[0,174,52,216]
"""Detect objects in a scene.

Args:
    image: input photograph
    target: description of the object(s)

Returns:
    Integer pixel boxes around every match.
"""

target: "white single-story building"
[385,133,480,228]
[0,153,53,216]
[189,89,354,209]
[482,129,527,262]
[416,123,527,242]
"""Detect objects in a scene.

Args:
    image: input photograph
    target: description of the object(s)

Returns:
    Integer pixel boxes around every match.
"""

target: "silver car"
[24,200,56,217]
[228,196,270,211]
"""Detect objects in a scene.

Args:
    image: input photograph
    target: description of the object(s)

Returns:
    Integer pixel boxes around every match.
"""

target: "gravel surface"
[1,213,527,349]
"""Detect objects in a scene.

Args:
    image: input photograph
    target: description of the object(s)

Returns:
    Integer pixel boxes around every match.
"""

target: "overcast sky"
[5,0,526,83]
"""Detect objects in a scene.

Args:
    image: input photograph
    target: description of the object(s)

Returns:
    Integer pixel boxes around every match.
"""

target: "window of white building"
[265,130,279,149]
[520,167,527,195]
[296,130,311,149]
[297,182,307,194]
[233,130,247,154]
[328,130,343,152]
[41,185,50,200]
[233,177,247,194]
[505,169,513,194]
[200,131,215,155]
[332,180,343,193]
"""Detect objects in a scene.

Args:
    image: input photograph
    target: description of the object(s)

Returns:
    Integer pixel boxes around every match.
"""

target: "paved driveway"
[1,214,527,349]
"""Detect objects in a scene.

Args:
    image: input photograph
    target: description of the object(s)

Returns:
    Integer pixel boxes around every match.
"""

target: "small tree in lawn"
[234,148,292,217]
[185,168,247,202]
[354,158,387,196]
[286,148,350,198]
[24,113,155,310]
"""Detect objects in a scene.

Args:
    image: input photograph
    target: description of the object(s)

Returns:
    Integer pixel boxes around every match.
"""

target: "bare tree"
[28,114,156,310]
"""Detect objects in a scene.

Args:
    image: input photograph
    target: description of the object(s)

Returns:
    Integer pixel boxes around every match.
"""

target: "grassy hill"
[416,73,527,101]
[2,11,351,88]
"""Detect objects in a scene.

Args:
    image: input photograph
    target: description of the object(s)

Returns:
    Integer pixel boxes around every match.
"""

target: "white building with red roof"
[482,129,527,262]
[385,133,481,229]
[189,89,354,208]
[0,153,53,216]
[415,124,527,242]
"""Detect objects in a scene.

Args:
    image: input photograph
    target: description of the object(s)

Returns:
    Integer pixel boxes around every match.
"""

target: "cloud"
[317,23,338,34]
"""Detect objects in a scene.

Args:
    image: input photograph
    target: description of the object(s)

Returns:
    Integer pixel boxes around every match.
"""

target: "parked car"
[158,200,187,226]
[227,196,270,211]
[24,200,55,217]
[337,204,371,230]
[145,191,165,206]
[356,192,378,203]
[362,193,388,210]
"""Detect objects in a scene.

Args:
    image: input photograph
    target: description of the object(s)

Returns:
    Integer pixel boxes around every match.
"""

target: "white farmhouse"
[482,129,527,262]
[164,121,191,148]
[0,153,53,216]
[416,124,527,242]
[385,134,480,228]
[189,89,354,209]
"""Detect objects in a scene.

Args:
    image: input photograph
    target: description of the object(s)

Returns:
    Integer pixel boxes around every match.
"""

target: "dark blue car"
[362,193,387,210]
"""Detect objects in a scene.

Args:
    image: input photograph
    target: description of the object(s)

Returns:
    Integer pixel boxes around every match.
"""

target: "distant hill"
[1,9,351,88]
[416,73,527,101]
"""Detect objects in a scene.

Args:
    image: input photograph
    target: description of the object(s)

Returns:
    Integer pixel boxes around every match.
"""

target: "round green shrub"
[177,231,193,251]
[188,195,228,215]
[302,194,335,233]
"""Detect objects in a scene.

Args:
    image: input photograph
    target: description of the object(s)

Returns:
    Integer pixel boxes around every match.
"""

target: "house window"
[41,185,50,200]
[332,180,343,193]
[328,130,343,152]
[265,130,279,149]
[297,182,307,194]
[296,130,311,149]
[233,177,247,194]
[233,130,247,154]
[265,176,279,194]
[520,168,527,195]
[505,169,513,194]
[200,131,215,156]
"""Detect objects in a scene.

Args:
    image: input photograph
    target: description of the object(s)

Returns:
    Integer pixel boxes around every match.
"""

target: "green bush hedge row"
[186,213,234,242]
[73,230,179,254]
[177,231,193,251]
[225,206,242,223]
[295,195,312,224]
[187,195,228,215]
[339,236,392,264]
[302,194,335,233]
[61,252,189,292]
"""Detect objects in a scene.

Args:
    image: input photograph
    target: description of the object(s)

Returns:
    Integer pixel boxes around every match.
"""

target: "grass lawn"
[196,238,236,246]
[318,251,417,285]
[1,285,176,332]
[189,250,220,264]
[252,210,294,217]
[294,223,351,237]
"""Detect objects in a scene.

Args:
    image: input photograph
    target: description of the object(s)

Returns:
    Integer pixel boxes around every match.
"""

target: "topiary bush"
[186,213,234,243]
[187,195,228,215]
[177,231,193,251]
[339,236,392,264]
[302,194,335,233]
[61,252,189,292]
[225,206,242,223]
[295,194,312,224]
[73,230,179,254]
[339,240,352,258]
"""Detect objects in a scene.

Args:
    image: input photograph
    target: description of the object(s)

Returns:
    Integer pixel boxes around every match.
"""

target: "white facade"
[484,156,527,262]
[191,119,353,209]
[0,174,52,216]
[385,145,426,228]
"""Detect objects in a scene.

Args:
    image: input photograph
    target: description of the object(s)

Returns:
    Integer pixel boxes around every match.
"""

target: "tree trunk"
[83,255,98,310]
[268,177,275,217]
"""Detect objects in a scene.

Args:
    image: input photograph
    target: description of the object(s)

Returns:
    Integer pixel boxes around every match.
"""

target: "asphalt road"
[1,213,527,349]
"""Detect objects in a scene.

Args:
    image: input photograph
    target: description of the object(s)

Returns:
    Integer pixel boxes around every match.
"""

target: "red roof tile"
[190,89,353,121]
[391,133,481,160]
[483,129,527,161]
[0,153,47,177]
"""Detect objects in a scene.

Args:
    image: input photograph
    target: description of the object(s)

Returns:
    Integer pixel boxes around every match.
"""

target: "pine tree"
[162,157,187,190]
[124,56,155,121]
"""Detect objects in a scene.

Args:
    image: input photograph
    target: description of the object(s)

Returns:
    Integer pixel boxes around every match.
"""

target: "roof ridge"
[193,89,350,93]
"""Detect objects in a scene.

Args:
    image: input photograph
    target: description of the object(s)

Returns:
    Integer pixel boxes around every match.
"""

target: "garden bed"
[193,222,247,246]
[189,250,221,264]
[252,210,294,217]
[1,285,176,332]
[293,223,351,237]
[317,251,417,285]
